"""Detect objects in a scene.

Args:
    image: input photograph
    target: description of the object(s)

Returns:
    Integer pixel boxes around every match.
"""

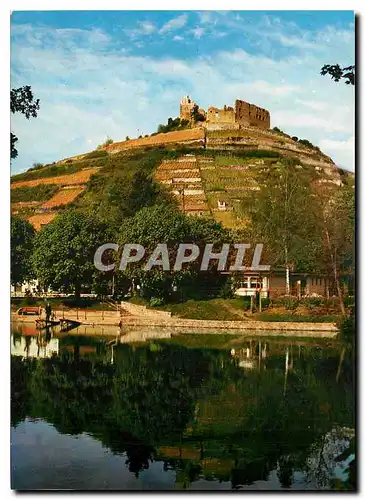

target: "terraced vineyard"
[11,168,99,189]
[11,121,353,232]
[27,213,58,231]
[153,152,293,228]
[42,186,85,209]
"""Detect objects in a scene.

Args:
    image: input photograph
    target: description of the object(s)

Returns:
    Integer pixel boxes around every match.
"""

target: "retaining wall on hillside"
[105,128,205,154]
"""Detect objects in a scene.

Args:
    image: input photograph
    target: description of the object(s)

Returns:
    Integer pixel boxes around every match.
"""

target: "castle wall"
[235,100,270,129]
[207,106,235,125]
[180,96,270,130]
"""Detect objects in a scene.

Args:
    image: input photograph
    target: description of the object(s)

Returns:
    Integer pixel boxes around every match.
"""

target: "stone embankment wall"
[120,316,338,336]
[104,128,204,154]
[11,307,338,337]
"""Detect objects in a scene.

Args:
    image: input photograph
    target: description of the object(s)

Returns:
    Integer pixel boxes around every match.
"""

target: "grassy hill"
[11,125,354,231]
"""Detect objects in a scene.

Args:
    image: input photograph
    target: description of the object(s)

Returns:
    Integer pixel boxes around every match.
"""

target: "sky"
[10,10,355,174]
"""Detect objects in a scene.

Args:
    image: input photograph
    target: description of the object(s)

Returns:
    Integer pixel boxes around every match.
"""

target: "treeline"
[11,150,354,312]
[272,127,319,150]
[155,117,190,134]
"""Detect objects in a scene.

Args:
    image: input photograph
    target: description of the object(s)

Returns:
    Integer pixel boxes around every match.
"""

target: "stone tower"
[180,95,196,122]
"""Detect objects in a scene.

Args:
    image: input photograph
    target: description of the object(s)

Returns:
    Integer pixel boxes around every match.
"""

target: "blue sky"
[11,10,355,173]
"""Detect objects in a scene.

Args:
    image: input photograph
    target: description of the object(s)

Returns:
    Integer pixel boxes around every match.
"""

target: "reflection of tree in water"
[11,356,36,427]
[277,455,295,488]
[11,338,354,488]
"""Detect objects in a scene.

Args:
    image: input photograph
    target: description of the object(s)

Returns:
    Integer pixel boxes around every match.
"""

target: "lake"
[11,327,355,490]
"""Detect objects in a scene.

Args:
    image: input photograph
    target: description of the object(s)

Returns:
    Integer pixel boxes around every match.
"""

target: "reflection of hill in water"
[11,332,354,489]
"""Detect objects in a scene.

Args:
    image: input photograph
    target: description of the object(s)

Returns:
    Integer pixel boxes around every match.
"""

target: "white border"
[2,3,361,499]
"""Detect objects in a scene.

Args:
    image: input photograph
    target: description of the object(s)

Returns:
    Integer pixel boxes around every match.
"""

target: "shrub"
[337,313,355,344]
[97,136,113,149]
[30,162,44,171]
[84,150,108,160]
[303,297,325,309]
[261,298,271,310]
[344,296,355,309]
[156,116,190,134]
[219,279,235,299]
[274,297,299,311]
[149,297,164,307]
[298,138,315,149]
[236,296,252,311]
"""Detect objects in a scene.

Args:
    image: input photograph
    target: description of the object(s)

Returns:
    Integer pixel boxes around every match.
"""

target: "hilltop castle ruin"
[180,96,270,130]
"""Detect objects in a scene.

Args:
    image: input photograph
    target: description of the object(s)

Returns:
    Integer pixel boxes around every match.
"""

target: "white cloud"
[190,27,205,39]
[173,35,184,42]
[296,99,328,111]
[124,20,156,38]
[159,14,188,34]
[139,21,155,34]
[251,80,301,96]
[319,136,355,172]
[273,110,348,133]
[198,12,214,25]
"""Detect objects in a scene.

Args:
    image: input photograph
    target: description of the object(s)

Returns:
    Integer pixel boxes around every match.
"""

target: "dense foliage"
[32,211,111,297]
[116,204,232,301]
[11,145,354,309]
[11,216,36,286]
[321,64,355,86]
[156,117,190,134]
[11,85,40,160]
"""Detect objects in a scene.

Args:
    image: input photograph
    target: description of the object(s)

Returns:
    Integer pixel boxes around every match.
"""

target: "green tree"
[32,211,110,298]
[97,136,113,149]
[247,160,322,294]
[321,64,355,86]
[315,183,355,315]
[116,205,231,301]
[11,85,40,160]
[191,104,206,123]
[11,216,36,286]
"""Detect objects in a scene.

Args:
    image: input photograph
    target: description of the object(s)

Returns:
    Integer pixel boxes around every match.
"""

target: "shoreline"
[11,310,338,338]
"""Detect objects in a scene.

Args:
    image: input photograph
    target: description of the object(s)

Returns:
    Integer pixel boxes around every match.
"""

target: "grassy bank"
[129,296,340,323]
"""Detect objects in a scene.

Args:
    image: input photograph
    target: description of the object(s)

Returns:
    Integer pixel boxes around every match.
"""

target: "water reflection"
[11,330,355,490]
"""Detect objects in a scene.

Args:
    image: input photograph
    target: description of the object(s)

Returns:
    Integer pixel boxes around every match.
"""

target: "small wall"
[207,106,235,125]
[120,316,338,335]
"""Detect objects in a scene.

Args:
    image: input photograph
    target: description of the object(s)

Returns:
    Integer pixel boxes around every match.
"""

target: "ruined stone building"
[180,96,270,130]
[180,96,196,121]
